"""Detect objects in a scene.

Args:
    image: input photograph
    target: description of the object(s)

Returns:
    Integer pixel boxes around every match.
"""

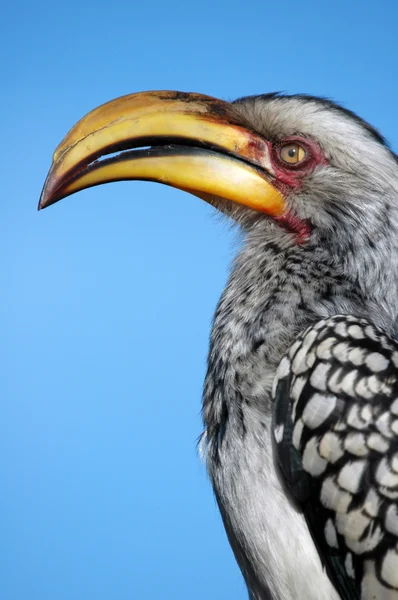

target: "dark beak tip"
[38,169,59,210]
[38,187,49,211]
[38,193,45,211]
[38,193,58,211]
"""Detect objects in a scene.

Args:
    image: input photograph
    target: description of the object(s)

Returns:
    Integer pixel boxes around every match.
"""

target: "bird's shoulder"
[272,314,398,600]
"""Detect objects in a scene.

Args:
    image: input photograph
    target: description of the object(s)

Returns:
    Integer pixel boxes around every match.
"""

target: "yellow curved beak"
[39,90,286,217]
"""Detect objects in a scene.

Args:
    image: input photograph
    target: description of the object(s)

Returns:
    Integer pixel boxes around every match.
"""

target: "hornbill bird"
[39,91,398,600]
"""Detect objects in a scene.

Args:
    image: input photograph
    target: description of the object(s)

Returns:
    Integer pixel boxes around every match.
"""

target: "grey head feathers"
[228,94,398,324]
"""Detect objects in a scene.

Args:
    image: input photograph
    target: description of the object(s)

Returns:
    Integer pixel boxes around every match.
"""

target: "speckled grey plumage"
[200,95,398,599]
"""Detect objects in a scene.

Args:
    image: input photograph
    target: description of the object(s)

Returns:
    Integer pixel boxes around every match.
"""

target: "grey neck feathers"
[202,206,398,458]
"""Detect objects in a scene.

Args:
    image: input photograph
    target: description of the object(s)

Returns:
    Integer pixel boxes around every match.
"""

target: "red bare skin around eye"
[269,136,328,187]
[267,137,328,243]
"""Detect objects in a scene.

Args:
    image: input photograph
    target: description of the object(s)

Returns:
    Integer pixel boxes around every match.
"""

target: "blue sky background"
[2,1,398,598]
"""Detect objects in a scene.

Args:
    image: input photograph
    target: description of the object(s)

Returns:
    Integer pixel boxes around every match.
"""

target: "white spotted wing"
[273,315,398,600]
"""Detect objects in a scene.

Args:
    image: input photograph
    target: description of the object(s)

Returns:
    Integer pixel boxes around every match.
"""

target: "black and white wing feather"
[272,315,398,600]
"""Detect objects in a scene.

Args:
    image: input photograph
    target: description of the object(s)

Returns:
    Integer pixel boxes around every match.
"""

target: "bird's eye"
[279,143,306,165]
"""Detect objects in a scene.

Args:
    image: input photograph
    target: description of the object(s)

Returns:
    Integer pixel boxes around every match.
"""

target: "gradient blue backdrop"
[2,1,398,598]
